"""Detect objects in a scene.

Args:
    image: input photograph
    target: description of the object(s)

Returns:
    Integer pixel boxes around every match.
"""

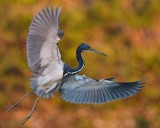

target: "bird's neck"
[64,48,84,76]
[76,48,85,72]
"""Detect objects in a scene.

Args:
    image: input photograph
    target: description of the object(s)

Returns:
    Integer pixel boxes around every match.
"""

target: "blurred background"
[0,0,160,128]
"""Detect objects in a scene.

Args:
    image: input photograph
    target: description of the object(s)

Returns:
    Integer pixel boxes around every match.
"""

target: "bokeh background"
[0,0,160,128]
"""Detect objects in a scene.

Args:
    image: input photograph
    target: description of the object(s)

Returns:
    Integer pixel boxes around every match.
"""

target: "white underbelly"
[50,63,64,81]
[38,61,64,86]
[31,61,64,98]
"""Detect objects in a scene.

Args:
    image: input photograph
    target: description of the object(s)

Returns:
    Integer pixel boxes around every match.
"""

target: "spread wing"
[60,75,143,104]
[26,6,64,74]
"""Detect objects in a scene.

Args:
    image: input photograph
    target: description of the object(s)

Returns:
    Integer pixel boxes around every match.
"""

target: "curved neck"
[64,48,84,75]
[75,48,85,72]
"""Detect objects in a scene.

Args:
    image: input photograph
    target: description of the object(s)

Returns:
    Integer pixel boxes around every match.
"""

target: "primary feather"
[60,75,143,104]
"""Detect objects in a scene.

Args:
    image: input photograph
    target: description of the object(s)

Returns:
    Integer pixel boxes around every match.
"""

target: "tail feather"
[30,77,54,98]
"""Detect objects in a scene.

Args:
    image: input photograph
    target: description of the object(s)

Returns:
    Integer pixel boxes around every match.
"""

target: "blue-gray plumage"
[7,6,144,125]
[61,75,143,103]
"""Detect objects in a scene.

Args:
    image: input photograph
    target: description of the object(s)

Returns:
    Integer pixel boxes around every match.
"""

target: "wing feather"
[27,6,64,98]
[27,6,63,73]
[60,75,143,104]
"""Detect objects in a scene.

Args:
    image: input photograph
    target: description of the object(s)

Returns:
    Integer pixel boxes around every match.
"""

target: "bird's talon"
[7,104,18,111]
[21,116,31,125]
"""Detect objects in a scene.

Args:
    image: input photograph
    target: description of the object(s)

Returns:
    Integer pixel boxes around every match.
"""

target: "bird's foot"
[21,115,31,125]
[6,103,19,111]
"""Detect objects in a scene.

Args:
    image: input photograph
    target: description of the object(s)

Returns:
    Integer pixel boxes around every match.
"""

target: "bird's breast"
[49,62,64,82]
[35,61,64,86]
[31,62,64,98]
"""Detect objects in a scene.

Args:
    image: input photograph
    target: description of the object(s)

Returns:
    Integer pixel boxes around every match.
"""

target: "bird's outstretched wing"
[60,75,143,104]
[27,6,64,74]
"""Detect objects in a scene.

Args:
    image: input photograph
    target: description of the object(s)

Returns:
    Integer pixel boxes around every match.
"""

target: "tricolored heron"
[7,6,143,125]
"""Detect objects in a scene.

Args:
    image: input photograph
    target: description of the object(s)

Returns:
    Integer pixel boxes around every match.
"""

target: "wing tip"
[35,5,62,24]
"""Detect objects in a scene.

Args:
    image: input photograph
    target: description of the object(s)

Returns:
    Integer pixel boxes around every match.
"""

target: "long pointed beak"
[89,48,107,57]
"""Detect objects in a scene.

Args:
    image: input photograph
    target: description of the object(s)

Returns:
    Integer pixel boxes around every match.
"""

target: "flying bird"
[7,6,143,125]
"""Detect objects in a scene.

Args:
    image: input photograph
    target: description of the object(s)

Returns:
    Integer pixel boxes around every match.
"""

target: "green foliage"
[136,117,151,128]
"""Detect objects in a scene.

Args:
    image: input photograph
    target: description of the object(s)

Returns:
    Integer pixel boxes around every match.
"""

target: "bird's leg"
[21,97,40,125]
[7,89,34,111]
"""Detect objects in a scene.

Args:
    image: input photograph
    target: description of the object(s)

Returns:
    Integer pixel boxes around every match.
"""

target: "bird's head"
[78,43,107,57]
